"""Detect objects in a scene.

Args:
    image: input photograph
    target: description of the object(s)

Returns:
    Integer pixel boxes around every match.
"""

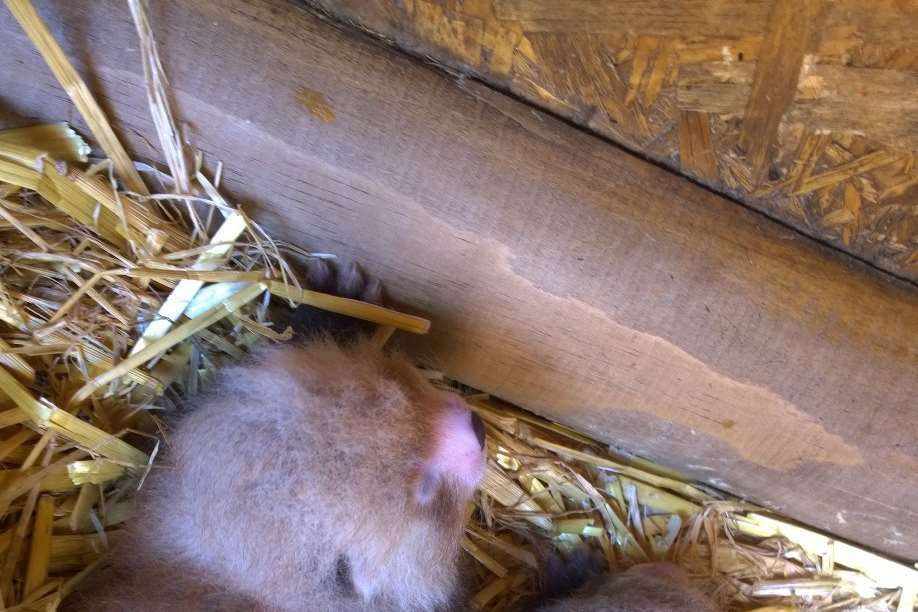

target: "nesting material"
[460,396,917,611]
[0,1,914,611]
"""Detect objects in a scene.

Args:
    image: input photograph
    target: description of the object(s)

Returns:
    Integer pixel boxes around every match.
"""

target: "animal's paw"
[283,258,387,339]
[540,545,605,601]
[303,258,385,305]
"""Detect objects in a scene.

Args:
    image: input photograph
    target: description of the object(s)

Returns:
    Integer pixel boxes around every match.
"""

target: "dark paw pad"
[336,261,385,305]
[280,258,388,339]
[541,546,605,600]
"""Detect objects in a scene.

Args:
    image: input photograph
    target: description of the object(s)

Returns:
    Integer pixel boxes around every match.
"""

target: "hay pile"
[0,0,914,610]
[460,396,917,611]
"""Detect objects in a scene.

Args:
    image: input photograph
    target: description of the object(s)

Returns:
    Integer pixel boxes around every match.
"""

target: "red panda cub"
[67,339,486,611]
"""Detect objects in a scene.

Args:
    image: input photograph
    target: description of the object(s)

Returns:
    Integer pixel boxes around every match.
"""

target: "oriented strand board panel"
[309,0,918,283]
[2,0,917,558]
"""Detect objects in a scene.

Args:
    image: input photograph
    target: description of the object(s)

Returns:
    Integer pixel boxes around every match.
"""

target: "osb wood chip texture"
[1,0,917,559]
[309,0,918,284]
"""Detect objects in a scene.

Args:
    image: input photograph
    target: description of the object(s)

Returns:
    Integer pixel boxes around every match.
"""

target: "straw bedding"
[0,1,914,610]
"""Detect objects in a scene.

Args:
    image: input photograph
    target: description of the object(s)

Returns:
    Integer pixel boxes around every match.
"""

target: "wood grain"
[491,0,771,36]
[678,110,718,182]
[679,61,918,151]
[2,0,917,559]
[308,0,918,282]
[738,0,818,183]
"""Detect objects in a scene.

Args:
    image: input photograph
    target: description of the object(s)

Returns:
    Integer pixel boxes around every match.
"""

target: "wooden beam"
[306,0,918,283]
[2,0,917,559]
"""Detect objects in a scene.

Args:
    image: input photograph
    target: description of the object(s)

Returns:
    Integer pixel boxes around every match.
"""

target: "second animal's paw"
[305,258,384,305]
[540,545,605,601]
[281,258,388,339]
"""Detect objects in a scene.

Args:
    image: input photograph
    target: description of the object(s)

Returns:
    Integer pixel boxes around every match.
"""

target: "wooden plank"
[678,110,718,182]
[2,0,917,559]
[823,0,918,47]
[490,0,771,36]
[678,61,918,152]
[510,32,644,139]
[305,0,918,282]
[676,61,755,115]
[793,64,918,151]
[738,0,818,184]
[790,151,902,196]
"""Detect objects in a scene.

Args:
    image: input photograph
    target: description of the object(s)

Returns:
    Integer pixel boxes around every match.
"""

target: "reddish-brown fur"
[66,339,485,611]
[537,562,719,612]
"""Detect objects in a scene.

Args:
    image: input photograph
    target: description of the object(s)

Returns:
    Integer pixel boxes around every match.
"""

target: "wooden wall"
[310,0,918,284]
[1,0,917,559]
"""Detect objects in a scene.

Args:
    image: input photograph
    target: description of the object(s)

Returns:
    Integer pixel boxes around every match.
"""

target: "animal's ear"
[413,394,486,506]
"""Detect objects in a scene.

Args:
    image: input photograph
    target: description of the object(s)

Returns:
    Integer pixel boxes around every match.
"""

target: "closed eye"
[335,555,355,597]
